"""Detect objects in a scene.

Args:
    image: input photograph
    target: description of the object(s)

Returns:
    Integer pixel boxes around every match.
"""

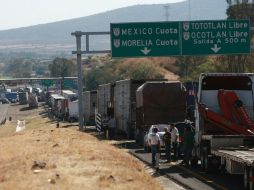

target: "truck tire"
[201,147,212,172]
[191,156,198,166]
[200,147,207,170]
[244,166,250,190]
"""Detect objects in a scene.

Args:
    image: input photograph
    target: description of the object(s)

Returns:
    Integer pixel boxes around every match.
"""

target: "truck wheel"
[202,147,210,171]
[147,146,151,153]
[244,166,250,190]
[191,156,198,166]
[201,147,207,170]
[144,144,147,151]
[201,150,205,169]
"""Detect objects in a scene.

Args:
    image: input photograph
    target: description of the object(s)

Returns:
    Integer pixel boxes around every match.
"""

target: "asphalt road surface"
[128,145,244,190]
[85,128,244,190]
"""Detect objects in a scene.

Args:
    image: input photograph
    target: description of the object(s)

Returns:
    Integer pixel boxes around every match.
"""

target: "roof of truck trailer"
[201,73,254,77]
[136,81,181,91]
[62,90,76,95]
[50,94,65,100]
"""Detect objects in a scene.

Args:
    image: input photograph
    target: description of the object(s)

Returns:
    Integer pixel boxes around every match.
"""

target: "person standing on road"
[183,126,194,166]
[148,127,160,171]
[170,123,179,161]
[163,127,171,162]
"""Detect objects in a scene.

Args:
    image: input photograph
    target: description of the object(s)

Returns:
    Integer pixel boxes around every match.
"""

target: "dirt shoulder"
[0,105,162,190]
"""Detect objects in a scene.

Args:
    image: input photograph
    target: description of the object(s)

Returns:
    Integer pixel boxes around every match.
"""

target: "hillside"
[0,0,227,54]
[0,104,163,190]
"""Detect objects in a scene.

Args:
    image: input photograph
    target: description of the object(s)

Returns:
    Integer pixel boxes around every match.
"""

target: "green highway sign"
[111,22,181,57]
[110,20,250,57]
[182,20,250,55]
[42,79,54,87]
[63,79,77,88]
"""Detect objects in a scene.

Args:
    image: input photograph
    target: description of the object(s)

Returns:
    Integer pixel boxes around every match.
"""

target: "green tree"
[224,2,254,72]
[48,58,76,77]
[4,59,33,78]
[83,58,164,91]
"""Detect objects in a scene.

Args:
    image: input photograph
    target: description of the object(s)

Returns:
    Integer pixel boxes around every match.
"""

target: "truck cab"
[195,73,254,142]
[194,73,254,189]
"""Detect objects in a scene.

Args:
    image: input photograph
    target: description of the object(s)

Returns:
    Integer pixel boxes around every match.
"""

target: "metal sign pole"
[72,31,110,132]
[74,31,84,131]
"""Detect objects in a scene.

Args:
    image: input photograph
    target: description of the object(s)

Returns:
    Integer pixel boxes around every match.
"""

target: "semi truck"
[5,92,18,103]
[18,92,28,105]
[135,81,186,145]
[194,73,254,190]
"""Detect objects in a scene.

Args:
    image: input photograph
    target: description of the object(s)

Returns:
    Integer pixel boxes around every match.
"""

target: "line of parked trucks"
[0,85,40,108]
[47,73,254,190]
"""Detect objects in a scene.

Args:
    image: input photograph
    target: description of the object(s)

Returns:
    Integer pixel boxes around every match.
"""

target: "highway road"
[128,146,244,190]
[0,104,8,125]
[85,128,244,190]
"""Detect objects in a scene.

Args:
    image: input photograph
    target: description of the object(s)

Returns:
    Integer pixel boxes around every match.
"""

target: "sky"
[0,0,185,30]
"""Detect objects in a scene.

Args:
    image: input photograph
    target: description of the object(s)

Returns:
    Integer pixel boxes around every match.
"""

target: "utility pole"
[188,0,191,20]
[164,4,170,21]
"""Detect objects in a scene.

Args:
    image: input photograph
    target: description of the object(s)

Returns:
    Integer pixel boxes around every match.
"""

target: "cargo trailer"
[83,91,97,125]
[18,92,28,105]
[97,83,115,122]
[135,81,187,145]
[114,79,163,138]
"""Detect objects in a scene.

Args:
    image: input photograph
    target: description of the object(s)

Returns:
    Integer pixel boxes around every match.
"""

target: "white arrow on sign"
[141,47,151,55]
[211,44,221,53]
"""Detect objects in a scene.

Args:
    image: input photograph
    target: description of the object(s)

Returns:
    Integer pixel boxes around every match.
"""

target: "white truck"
[68,100,79,122]
[194,73,254,190]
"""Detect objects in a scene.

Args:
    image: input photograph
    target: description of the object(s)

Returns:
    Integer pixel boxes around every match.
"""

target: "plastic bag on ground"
[16,120,26,132]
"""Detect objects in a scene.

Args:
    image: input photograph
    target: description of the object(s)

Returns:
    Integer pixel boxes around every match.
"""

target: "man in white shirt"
[170,123,179,160]
[148,127,160,171]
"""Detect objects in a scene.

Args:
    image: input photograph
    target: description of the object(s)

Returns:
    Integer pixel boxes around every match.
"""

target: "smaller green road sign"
[111,22,180,57]
[63,79,77,89]
[42,79,54,87]
[182,20,250,55]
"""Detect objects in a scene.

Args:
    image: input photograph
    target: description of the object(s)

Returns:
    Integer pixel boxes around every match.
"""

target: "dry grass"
[0,105,162,190]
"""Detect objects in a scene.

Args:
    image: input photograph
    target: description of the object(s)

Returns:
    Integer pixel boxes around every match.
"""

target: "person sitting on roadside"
[148,127,160,171]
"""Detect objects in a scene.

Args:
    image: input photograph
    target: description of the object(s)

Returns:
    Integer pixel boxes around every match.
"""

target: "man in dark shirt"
[183,126,194,166]
[163,127,171,162]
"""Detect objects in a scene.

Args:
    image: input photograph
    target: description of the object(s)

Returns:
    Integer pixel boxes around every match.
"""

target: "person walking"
[163,127,171,162]
[148,127,160,171]
[170,123,179,161]
[183,126,195,166]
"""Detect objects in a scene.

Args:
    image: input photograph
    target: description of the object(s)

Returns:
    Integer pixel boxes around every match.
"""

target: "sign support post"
[71,31,110,131]
[73,31,84,131]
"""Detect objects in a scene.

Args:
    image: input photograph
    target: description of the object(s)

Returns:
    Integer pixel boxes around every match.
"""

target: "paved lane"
[129,148,243,190]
